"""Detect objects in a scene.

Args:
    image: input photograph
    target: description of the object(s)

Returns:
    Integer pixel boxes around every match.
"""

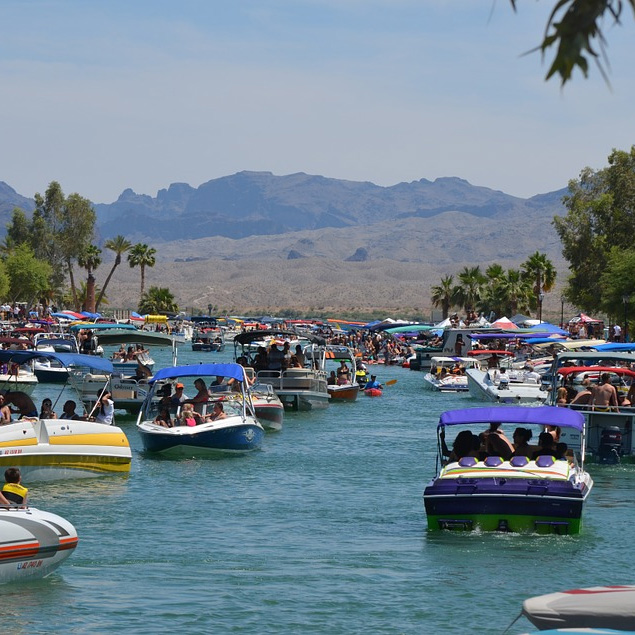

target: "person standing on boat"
[592,373,619,412]
[294,345,306,368]
[94,390,115,425]
[454,335,465,356]
[189,378,210,403]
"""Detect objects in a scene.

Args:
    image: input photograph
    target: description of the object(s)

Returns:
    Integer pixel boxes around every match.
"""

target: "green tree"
[96,235,132,311]
[0,260,10,299]
[138,286,178,315]
[455,266,487,312]
[430,275,458,319]
[510,0,635,85]
[599,246,635,330]
[128,243,156,297]
[6,181,96,305]
[554,146,635,312]
[5,244,52,303]
[497,269,534,317]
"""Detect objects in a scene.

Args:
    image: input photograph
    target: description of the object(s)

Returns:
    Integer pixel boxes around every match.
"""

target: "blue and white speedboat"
[136,363,264,456]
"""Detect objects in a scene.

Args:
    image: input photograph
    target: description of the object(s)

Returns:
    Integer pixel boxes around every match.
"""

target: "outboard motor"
[598,426,623,464]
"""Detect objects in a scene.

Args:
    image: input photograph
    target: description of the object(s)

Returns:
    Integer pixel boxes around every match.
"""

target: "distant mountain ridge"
[0,171,567,244]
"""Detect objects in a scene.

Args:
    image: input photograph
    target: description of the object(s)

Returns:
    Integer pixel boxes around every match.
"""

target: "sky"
[1,0,634,203]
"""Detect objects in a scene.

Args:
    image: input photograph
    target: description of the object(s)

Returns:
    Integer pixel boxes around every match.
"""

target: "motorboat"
[522,585,635,631]
[191,318,225,352]
[422,356,480,392]
[544,350,635,463]
[0,505,78,583]
[423,406,593,534]
[72,329,179,415]
[233,329,330,411]
[136,363,265,455]
[0,349,132,481]
[32,332,80,384]
[325,345,360,401]
[239,368,284,431]
[465,350,548,403]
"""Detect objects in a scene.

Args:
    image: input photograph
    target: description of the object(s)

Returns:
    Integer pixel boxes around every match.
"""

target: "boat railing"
[257,368,327,391]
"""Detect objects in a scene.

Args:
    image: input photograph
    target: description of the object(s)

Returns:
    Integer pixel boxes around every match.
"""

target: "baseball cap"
[176,383,184,389]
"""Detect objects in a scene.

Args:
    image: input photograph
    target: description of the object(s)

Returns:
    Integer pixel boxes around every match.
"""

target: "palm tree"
[521,251,557,316]
[128,243,156,297]
[138,286,178,315]
[95,235,132,311]
[77,245,102,312]
[497,269,534,316]
[430,275,458,319]
[455,266,487,312]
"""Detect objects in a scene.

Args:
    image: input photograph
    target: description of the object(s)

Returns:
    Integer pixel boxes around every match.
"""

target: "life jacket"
[2,482,28,504]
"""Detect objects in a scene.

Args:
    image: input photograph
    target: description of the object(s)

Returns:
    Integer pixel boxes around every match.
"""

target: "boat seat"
[510,455,529,467]
[484,456,503,467]
[458,456,478,467]
[535,455,555,467]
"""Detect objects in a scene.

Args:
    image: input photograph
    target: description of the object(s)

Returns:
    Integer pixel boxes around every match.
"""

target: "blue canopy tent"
[438,406,585,431]
[529,323,569,336]
[150,363,246,383]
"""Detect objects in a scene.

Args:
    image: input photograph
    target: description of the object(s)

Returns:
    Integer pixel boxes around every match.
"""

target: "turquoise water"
[3,347,635,634]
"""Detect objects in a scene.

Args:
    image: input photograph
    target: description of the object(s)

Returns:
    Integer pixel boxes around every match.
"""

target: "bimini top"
[150,363,246,383]
[233,329,326,346]
[94,330,177,347]
[69,323,137,333]
[438,406,585,431]
[0,349,113,374]
[557,366,635,378]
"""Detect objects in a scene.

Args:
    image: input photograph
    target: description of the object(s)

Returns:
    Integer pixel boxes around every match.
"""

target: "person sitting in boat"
[94,390,115,425]
[570,378,593,408]
[287,355,303,369]
[205,402,227,422]
[178,403,203,427]
[532,432,557,459]
[450,363,463,375]
[440,429,479,463]
[2,468,27,506]
[511,428,536,458]
[39,398,57,419]
[170,383,189,404]
[556,387,569,406]
[189,378,210,403]
[62,400,84,420]
[112,344,127,361]
[154,407,173,428]
[482,422,514,458]
[132,359,153,381]
[547,425,562,442]
[0,393,12,425]
[487,354,500,369]
[2,390,37,418]
[124,346,137,362]
[554,441,569,460]
[327,371,337,385]
[365,375,383,390]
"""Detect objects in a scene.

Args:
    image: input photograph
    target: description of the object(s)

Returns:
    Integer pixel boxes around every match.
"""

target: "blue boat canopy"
[438,406,585,431]
[0,350,113,373]
[69,323,137,332]
[150,363,246,383]
[586,343,635,352]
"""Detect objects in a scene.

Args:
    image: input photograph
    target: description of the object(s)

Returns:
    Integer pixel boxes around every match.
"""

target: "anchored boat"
[423,406,593,534]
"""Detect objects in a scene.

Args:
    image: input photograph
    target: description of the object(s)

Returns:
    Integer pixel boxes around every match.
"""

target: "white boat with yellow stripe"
[0,350,132,481]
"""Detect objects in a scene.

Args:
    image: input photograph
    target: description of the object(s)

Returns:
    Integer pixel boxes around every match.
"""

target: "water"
[3,347,635,634]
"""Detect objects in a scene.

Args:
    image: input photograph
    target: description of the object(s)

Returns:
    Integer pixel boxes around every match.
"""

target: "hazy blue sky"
[1,0,633,203]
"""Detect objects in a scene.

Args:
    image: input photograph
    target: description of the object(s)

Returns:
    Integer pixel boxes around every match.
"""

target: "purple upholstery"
[484,456,503,467]
[510,455,529,467]
[458,456,478,467]
[535,455,555,467]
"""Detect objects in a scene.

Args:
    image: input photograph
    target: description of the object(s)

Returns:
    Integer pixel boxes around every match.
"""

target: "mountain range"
[0,172,569,317]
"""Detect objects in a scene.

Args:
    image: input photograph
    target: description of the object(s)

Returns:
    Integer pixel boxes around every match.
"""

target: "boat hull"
[33,367,69,384]
[252,401,284,431]
[0,419,132,482]
[327,385,359,401]
[0,507,78,584]
[138,421,264,455]
[424,476,591,534]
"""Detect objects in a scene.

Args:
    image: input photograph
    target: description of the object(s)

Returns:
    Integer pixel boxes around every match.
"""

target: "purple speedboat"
[423,406,593,534]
